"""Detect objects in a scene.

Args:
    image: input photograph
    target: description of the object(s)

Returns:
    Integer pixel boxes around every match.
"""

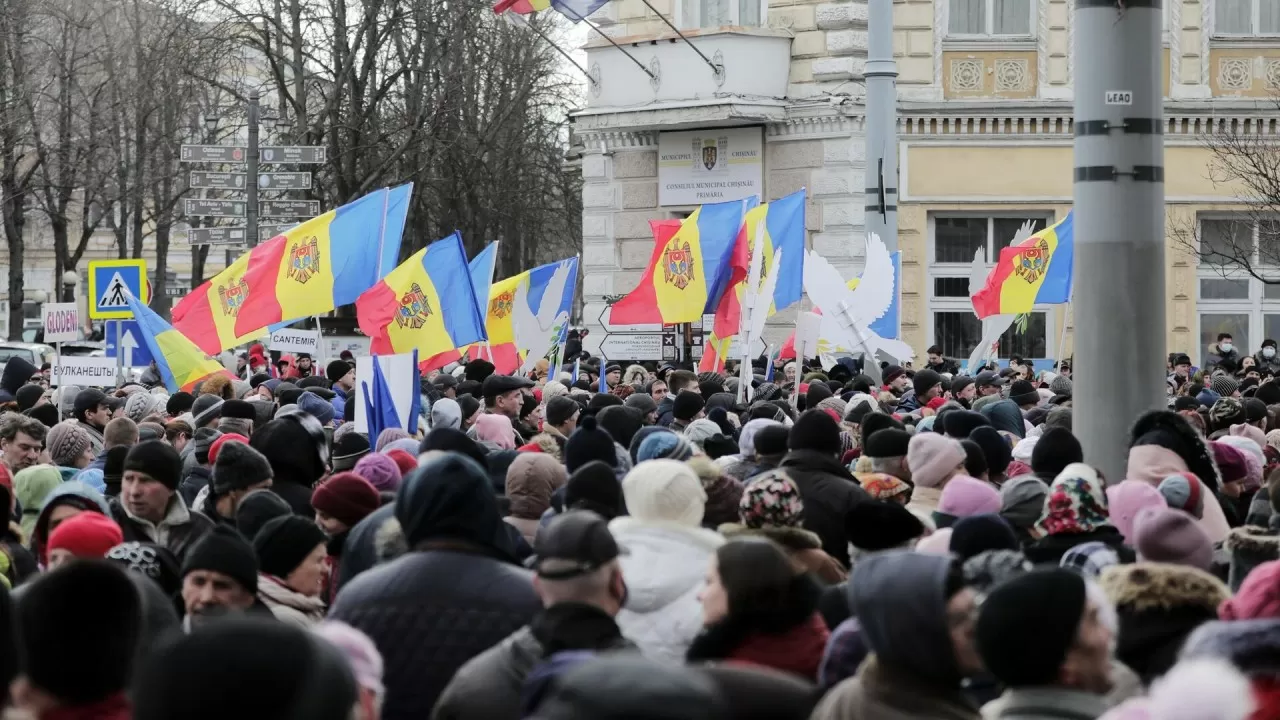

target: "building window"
[680,0,763,29]
[948,0,1033,37]
[1215,0,1280,36]
[928,212,1057,364]
[1195,214,1280,365]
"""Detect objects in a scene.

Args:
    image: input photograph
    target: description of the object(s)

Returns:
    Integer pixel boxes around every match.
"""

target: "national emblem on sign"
[395,283,434,329]
[287,237,321,284]
[1013,238,1051,283]
[662,240,695,290]
[218,278,249,317]
[490,290,515,319]
[701,139,718,171]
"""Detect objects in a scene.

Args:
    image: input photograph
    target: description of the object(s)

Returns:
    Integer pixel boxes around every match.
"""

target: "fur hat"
[844,500,924,551]
[211,441,273,496]
[312,473,381,529]
[622,460,706,527]
[907,433,966,489]
[1130,410,1221,493]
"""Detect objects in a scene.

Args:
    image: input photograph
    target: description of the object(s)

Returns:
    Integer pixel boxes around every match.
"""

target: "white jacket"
[608,517,724,664]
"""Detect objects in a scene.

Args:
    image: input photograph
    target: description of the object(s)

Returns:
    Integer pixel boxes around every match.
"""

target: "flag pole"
[513,14,598,85]
[556,4,657,80]
[374,187,391,278]
[636,0,722,77]
[1056,302,1071,371]
[313,315,326,368]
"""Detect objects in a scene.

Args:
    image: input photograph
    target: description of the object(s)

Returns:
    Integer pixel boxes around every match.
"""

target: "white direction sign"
[270,328,320,355]
[51,356,118,387]
[599,333,664,360]
[258,172,312,190]
[42,303,79,343]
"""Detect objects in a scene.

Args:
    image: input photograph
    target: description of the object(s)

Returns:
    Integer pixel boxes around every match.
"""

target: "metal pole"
[864,0,899,256]
[636,0,722,77]
[556,4,656,79]
[514,15,597,85]
[247,90,260,248]
[1073,0,1165,482]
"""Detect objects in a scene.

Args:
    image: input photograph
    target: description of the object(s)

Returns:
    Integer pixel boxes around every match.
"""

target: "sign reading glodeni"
[657,127,763,206]
[42,303,79,343]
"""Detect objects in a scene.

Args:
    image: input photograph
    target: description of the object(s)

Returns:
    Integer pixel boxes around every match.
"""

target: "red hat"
[517,443,544,453]
[311,472,381,528]
[532,388,543,403]
[385,449,417,478]
[48,512,123,560]
[208,434,250,465]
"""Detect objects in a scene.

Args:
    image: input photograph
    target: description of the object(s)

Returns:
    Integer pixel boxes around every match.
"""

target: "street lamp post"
[61,271,77,304]
[247,91,260,250]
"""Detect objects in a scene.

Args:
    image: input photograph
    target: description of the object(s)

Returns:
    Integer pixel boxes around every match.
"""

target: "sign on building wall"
[658,127,763,206]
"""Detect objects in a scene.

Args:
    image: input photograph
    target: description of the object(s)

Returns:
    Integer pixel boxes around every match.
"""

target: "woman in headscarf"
[473,414,517,451]
[1024,463,1133,566]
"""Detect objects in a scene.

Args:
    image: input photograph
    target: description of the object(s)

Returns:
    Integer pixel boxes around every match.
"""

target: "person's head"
[122,441,182,524]
[312,622,385,720]
[883,366,910,393]
[482,375,533,418]
[1172,353,1193,378]
[927,345,944,366]
[605,365,621,386]
[311,472,381,536]
[12,560,140,712]
[326,360,355,391]
[74,388,111,429]
[163,419,192,454]
[672,391,705,423]
[650,379,668,404]
[529,510,628,616]
[667,369,698,396]
[181,526,259,618]
[103,416,139,450]
[787,409,842,458]
[254,515,328,597]
[977,568,1113,694]
[974,371,1005,397]
[46,512,124,569]
[914,369,944,403]
[210,440,274,521]
[545,395,580,435]
[296,353,313,373]
[1218,333,1234,351]
[907,432,967,489]
[0,412,46,472]
[698,537,799,628]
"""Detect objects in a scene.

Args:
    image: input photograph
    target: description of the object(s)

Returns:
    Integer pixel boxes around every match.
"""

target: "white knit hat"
[621,459,707,527]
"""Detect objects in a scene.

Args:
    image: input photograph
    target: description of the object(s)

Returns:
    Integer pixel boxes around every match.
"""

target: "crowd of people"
[2,333,1280,719]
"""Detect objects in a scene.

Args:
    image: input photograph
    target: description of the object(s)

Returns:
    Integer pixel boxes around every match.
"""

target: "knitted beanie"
[46,421,91,468]
[863,428,911,459]
[47,512,124,559]
[968,426,1013,477]
[211,441,274,495]
[564,416,618,473]
[672,391,705,422]
[253,515,327,578]
[1158,473,1205,519]
[125,391,160,423]
[949,514,1019,560]
[1212,374,1240,399]
[1106,480,1166,543]
[1133,506,1213,571]
[297,392,336,426]
[738,470,804,529]
[788,409,842,456]
[943,410,990,439]
[182,525,259,593]
[326,360,353,384]
[385,449,418,478]
[374,428,412,453]
[564,461,626,520]
[622,460,707,527]
[123,440,183,490]
[1219,560,1280,620]
[353,453,403,493]
[1030,427,1084,480]
[976,569,1086,687]
[311,473,381,529]
[937,475,1002,518]
[637,430,694,463]
[907,433,966,488]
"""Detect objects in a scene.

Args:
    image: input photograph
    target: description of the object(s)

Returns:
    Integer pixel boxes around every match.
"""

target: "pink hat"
[907,433,966,489]
[1133,506,1213,571]
[1229,422,1267,455]
[1220,560,1280,620]
[937,475,1001,518]
[914,528,953,555]
[1106,480,1166,543]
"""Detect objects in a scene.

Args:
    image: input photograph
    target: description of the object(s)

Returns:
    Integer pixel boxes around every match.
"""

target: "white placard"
[795,312,823,362]
[50,357,117,387]
[324,335,370,359]
[1105,90,1133,105]
[354,353,419,434]
[658,127,763,206]
[42,303,79,343]
[269,328,320,355]
[599,333,664,360]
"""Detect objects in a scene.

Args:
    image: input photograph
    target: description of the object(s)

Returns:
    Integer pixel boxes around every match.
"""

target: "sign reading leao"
[657,127,763,206]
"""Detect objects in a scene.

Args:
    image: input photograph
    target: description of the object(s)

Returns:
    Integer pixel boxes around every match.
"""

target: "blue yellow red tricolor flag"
[971,211,1074,320]
[124,293,234,393]
[608,199,748,326]
[476,257,579,374]
[231,184,412,336]
[493,0,549,13]
[172,252,259,356]
[355,232,487,369]
[469,243,499,321]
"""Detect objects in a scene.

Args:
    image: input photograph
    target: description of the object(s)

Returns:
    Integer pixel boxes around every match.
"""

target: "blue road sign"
[88,259,148,319]
[105,321,154,367]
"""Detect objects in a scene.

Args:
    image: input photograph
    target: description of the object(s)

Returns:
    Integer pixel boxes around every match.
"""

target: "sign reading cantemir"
[657,127,763,207]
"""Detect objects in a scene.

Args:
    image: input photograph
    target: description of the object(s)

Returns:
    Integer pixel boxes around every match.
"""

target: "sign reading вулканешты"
[657,127,763,207]
[51,357,118,387]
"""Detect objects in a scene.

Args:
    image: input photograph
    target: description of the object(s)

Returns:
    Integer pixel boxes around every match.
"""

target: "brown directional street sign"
[188,227,248,246]
[259,146,326,164]
[184,199,246,217]
[189,171,247,189]
[180,145,247,163]
[259,200,321,218]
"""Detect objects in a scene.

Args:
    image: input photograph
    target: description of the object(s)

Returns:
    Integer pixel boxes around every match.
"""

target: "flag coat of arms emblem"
[396,283,434,329]
[287,236,322,284]
[490,290,515,319]
[663,240,696,290]
[218,278,249,317]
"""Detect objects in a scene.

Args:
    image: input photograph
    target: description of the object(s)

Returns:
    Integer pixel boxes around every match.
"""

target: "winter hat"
[14,383,42,412]
[976,569,1086,687]
[1133,506,1212,571]
[45,421,91,468]
[907,433,966,489]
[373,428,411,454]
[385,449,418,478]
[1212,374,1241,399]
[311,473,381,529]
[564,416,618,473]
[961,440,988,479]
[209,440,274,497]
[1038,463,1110,535]
[1158,472,1205,519]
[937,475,1002,518]
[597,406,644,450]
[621,460,706,527]
[1230,421,1268,455]
[313,621,384,697]
[546,396,580,427]
[624,393,657,417]
[859,412,905,449]
[1219,560,1280,620]
[787,409,842,456]
[24,404,58,429]
[419,427,486,467]
[506,453,568,520]
[564,461,626,520]
[325,360,352,384]
[911,369,942,399]
[1060,542,1123,579]
[191,427,222,465]
[1049,375,1073,397]
[882,365,906,385]
[73,387,107,422]
[1008,379,1040,406]
[816,396,848,419]
[181,525,259,594]
[191,395,224,428]
[1217,435,1265,490]
[124,440,182,490]
[47,512,124,560]
[297,391,336,426]
[207,433,249,466]
[805,382,834,410]
[1106,480,1166,542]
[949,514,1018,560]
[968,426,1012,477]
[1212,441,1249,485]
[253,515,327,578]
[753,425,790,458]
[347,452,400,494]
[863,428,910,459]
[330,432,371,473]
[858,473,912,502]
[1031,427,1084,480]
[252,410,330,482]
[963,549,1033,593]
[844,500,925,551]
[672,391,705,422]
[943,410,990,439]
[637,430,695,463]
[738,470,803,529]
[1196,387,1221,408]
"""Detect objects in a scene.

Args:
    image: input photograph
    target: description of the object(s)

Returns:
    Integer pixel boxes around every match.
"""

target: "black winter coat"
[329,542,540,720]
[779,449,869,568]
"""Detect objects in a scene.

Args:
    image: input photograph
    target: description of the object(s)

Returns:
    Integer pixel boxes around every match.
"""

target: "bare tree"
[0,0,41,338]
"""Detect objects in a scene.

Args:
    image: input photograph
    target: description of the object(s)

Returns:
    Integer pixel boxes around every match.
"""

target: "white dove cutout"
[513,259,575,375]
[802,232,914,371]
[964,220,1035,375]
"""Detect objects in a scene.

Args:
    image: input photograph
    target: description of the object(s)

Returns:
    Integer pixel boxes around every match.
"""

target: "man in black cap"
[434,372,459,399]
[670,390,705,433]
[897,369,942,414]
[483,374,534,421]
[73,387,112,454]
[294,352,315,378]
[180,526,261,630]
[624,392,658,425]
[204,441,274,528]
[543,395,581,451]
[326,359,355,393]
[882,365,910,396]
[435,510,633,719]
[604,364,621,390]
[112,440,215,562]
[862,427,912,484]
[976,569,1113,717]
[974,370,1007,400]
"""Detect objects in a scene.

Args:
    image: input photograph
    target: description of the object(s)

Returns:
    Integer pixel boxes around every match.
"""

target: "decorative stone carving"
[950,58,984,91]
[1218,57,1253,91]
[994,58,1030,91]
[1267,60,1280,89]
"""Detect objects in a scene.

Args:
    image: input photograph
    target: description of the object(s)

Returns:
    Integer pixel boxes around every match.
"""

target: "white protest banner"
[42,303,79,343]
[269,328,320,355]
[50,357,117,387]
[354,353,419,434]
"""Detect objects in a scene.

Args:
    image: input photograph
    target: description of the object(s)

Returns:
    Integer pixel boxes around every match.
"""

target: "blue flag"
[552,0,610,22]
[362,357,402,443]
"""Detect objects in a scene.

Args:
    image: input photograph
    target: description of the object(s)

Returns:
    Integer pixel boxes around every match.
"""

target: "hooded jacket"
[811,551,979,720]
[779,449,870,568]
[29,481,112,564]
[329,455,540,720]
[250,411,329,516]
[609,515,724,664]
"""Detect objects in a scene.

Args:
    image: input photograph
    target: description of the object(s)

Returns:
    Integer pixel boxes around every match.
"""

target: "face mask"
[1221,343,1234,353]
[1265,348,1275,359]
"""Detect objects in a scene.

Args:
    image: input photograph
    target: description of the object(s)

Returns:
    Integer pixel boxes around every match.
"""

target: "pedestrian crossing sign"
[88,259,148,319]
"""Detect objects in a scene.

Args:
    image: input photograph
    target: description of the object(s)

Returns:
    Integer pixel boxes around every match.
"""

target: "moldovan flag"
[608,199,747,325]
[493,0,550,14]
[469,243,500,320]
[971,211,1074,320]
[481,256,581,374]
[172,252,259,355]
[355,232,487,369]
[233,185,412,336]
[124,293,233,393]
